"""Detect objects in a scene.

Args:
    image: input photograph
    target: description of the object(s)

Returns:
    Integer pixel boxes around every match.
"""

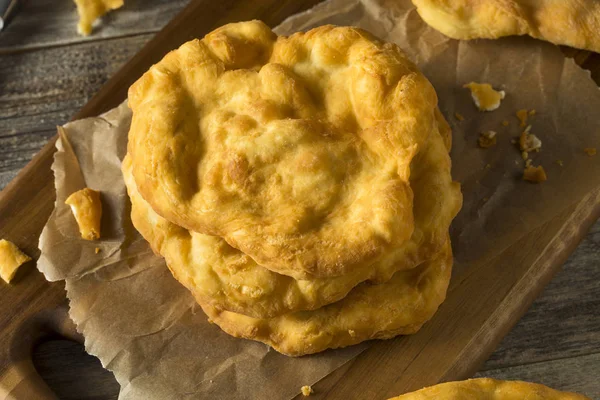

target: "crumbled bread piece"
[463,82,505,111]
[0,239,32,283]
[521,151,529,161]
[528,109,536,116]
[501,120,509,127]
[525,159,533,167]
[556,160,564,167]
[454,112,465,121]
[74,0,124,36]
[584,147,597,156]
[519,128,542,153]
[484,163,492,170]
[65,188,103,241]
[301,386,314,397]
[95,247,101,254]
[348,329,356,337]
[478,131,497,148]
[516,109,529,127]
[523,165,547,183]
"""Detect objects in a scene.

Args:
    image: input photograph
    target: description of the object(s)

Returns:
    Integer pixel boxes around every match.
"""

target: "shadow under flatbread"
[33,339,120,400]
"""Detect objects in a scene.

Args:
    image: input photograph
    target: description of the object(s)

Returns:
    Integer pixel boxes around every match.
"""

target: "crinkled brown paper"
[38,0,600,398]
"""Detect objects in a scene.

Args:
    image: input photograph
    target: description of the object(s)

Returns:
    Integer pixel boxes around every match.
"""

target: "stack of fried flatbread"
[122,20,462,356]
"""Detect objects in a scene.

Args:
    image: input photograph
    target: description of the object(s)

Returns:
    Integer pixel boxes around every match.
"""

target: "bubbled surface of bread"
[122,109,461,319]
[201,239,452,357]
[127,20,442,279]
[412,0,600,53]
[388,378,591,400]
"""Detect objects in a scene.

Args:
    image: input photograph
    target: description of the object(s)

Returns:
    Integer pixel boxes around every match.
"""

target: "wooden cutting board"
[0,1,599,399]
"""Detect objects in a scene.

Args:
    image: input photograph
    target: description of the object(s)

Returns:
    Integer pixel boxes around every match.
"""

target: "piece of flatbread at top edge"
[412,0,600,53]
[388,378,591,400]
[74,0,124,36]
[127,20,443,280]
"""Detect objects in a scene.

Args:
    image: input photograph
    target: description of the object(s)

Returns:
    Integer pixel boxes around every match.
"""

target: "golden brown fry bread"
[127,21,444,280]
[122,112,461,318]
[388,378,591,400]
[201,240,452,356]
[412,0,600,53]
[65,188,103,241]
[73,0,124,36]
[0,239,31,283]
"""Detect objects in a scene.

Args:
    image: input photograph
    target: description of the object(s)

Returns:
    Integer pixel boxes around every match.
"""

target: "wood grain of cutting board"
[0,1,599,399]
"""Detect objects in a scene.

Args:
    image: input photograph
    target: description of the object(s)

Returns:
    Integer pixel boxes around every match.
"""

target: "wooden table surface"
[1,1,599,399]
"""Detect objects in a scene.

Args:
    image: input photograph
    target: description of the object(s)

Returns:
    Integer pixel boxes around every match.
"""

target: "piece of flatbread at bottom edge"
[201,239,452,357]
[388,377,591,400]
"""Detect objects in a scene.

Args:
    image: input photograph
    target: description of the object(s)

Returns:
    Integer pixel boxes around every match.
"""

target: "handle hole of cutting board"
[32,339,120,400]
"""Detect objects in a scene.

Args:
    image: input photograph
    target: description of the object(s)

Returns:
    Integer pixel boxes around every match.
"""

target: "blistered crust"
[127,21,441,279]
[123,112,461,319]
[201,240,452,356]
[388,378,591,400]
[412,0,600,53]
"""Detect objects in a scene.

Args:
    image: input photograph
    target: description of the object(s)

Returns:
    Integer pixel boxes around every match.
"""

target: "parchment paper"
[37,0,600,399]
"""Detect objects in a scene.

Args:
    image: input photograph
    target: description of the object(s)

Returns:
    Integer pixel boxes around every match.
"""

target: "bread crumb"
[301,386,314,396]
[454,112,465,121]
[0,239,32,283]
[521,151,529,161]
[478,131,497,148]
[516,109,529,127]
[348,329,356,337]
[523,165,547,183]
[556,160,564,167]
[519,129,542,153]
[95,247,101,254]
[528,109,536,116]
[65,188,103,241]
[484,163,492,170]
[463,82,505,111]
[584,147,597,156]
[501,120,509,127]
[525,159,532,168]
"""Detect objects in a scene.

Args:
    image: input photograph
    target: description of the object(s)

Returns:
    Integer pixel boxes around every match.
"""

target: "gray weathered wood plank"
[0,0,189,52]
[0,129,55,189]
[0,34,153,136]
